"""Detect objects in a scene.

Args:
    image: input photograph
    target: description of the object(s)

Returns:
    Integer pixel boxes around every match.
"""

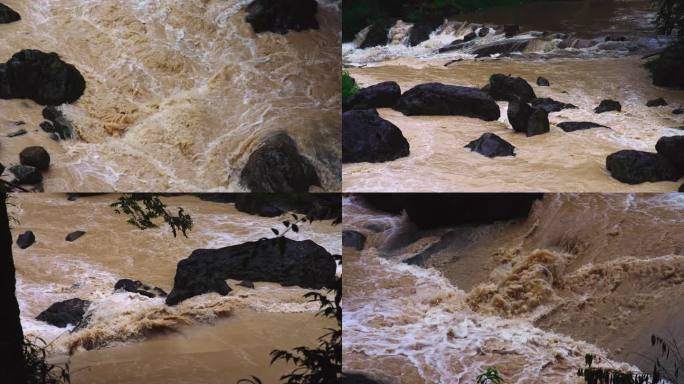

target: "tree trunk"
[0,192,26,383]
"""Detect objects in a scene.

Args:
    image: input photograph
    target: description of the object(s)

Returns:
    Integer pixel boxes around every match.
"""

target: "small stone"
[7,129,27,137]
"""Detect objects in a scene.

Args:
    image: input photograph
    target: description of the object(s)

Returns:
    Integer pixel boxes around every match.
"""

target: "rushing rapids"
[0,0,341,191]
[342,0,684,192]
[342,194,684,383]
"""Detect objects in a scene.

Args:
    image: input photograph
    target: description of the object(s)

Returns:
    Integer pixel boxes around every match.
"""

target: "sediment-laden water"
[10,194,340,383]
[1,0,341,191]
[342,194,684,382]
[343,0,684,192]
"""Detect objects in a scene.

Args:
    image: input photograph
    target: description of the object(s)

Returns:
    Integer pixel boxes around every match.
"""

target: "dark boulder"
[527,108,550,137]
[39,121,54,133]
[486,74,536,103]
[16,231,35,249]
[343,81,401,111]
[680,183,684,192]
[646,43,684,89]
[0,3,20,24]
[342,109,410,163]
[530,97,577,113]
[238,280,255,289]
[536,77,550,86]
[360,19,396,48]
[166,237,336,305]
[655,135,684,170]
[342,230,366,251]
[114,279,167,298]
[463,31,477,42]
[235,195,283,217]
[19,146,50,170]
[478,27,490,37]
[504,24,520,37]
[9,165,42,185]
[594,99,621,113]
[557,121,609,132]
[409,21,441,46]
[65,230,86,242]
[240,133,320,192]
[674,108,684,115]
[245,0,318,34]
[646,97,668,107]
[36,298,91,328]
[473,39,530,58]
[0,50,86,105]
[465,133,516,158]
[606,150,681,184]
[395,83,500,120]
[507,99,533,133]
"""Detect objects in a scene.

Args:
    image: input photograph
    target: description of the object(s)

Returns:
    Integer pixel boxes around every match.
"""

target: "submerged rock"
[9,165,42,185]
[245,0,318,34]
[342,109,410,163]
[557,121,609,132]
[465,133,516,158]
[42,106,74,139]
[16,231,35,249]
[647,97,668,107]
[65,230,86,242]
[673,108,684,115]
[647,43,684,89]
[36,298,91,328]
[536,77,550,86]
[114,279,167,298]
[0,4,20,24]
[395,83,500,121]
[39,121,54,133]
[19,146,50,170]
[166,237,336,305]
[0,50,86,105]
[343,81,401,111]
[485,74,536,103]
[594,99,622,113]
[473,39,531,58]
[606,150,681,184]
[7,128,26,137]
[530,97,577,113]
[342,230,366,251]
[240,133,320,192]
[655,135,684,170]
[238,280,255,289]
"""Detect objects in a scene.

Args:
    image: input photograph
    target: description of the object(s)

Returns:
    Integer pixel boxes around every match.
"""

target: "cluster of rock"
[2,146,51,187]
[15,229,86,250]
[606,136,684,188]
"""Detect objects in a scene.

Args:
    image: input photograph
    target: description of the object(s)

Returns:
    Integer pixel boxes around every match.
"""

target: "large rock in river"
[342,109,410,163]
[0,50,86,105]
[655,135,684,171]
[343,81,401,111]
[19,146,50,170]
[395,83,500,121]
[465,132,516,158]
[245,0,318,34]
[36,298,91,328]
[485,74,536,103]
[360,19,397,48]
[342,230,366,250]
[0,3,20,24]
[166,237,337,305]
[240,133,321,192]
[16,231,35,249]
[606,150,681,184]
[557,121,608,132]
[594,99,621,113]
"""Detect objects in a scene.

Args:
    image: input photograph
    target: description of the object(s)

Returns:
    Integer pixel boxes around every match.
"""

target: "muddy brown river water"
[9,194,340,383]
[0,0,341,191]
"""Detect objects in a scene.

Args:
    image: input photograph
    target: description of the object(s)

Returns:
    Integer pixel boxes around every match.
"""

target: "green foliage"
[342,70,359,99]
[476,367,505,384]
[23,336,70,384]
[111,194,192,237]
